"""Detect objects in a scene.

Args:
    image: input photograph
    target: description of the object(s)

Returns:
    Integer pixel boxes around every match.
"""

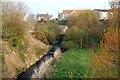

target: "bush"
[87,27,119,78]
[62,12,101,49]
[67,12,100,28]
[2,26,24,47]
[2,2,28,62]
[61,41,79,49]
[32,31,48,45]
[58,19,67,25]
[35,21,61,45]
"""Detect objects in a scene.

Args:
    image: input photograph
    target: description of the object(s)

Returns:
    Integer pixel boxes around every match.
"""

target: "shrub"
[32,31,48,45]
[88,27,119,78]
[2,2,28,62]
[35,47,47,56]
[2,26,24,47]
[67,11,100,28]
[61,41,79,49]
[35,21,61,45]
[62,12,101,49]
[58,19,67,25]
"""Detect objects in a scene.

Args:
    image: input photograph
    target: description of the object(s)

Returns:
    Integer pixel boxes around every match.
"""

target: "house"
[62,10,73,18]
[58,10,73,19]
[58,12,63,19]
[92,9,109,21]
[109,0,120,8]
[71,10,90,16]
[119,1,120,8]
[58,10,90,19]
[36,13,52,21]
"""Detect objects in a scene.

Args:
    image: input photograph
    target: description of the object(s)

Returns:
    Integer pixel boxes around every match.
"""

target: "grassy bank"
[51,48,90,78]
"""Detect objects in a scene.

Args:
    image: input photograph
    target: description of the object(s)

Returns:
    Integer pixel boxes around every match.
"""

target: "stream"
[17,34,65,80]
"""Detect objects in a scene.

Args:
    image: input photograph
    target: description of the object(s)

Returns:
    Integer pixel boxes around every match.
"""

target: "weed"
[88,27,119,78]
[18,44,25,63]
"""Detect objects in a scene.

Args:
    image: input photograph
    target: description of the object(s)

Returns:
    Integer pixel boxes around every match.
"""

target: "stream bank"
[17,34,65,79]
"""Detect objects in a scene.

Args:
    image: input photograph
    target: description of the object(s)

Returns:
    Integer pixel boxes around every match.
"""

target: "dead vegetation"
[2,2,49,78]
[86,2,119,78]
[88,27,119,78]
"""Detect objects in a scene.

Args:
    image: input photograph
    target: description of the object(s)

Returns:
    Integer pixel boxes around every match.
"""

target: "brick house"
[58,10,90,19]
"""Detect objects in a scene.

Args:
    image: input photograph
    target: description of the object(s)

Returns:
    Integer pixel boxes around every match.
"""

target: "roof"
[93,9,109,12]
[37,14,48,17]
[36,14,52,18]
[72,10,90,14]
[62,10,90,14]
[63,10,73,14]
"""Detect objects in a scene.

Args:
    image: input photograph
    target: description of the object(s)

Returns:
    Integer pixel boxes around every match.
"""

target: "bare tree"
[108,0,119,27]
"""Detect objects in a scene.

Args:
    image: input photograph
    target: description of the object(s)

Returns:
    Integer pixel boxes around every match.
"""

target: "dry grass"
[23,33,49,67]
[2,40,25,78]
[88,27,119,78]
[2,2,49,78]
[2,33,49,78]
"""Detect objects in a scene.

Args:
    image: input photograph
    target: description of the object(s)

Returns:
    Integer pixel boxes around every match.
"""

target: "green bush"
[3,26,24,47]
[58,19,67,25]
[61,41,79,49]
[62,12,102,49]
[35,21,61,45]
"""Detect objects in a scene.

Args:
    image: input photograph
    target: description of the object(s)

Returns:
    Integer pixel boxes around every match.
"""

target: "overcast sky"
[26,0,110,18]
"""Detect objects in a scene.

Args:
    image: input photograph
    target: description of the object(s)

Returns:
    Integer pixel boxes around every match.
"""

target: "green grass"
[18,44,25,63]
[51,48,90,78]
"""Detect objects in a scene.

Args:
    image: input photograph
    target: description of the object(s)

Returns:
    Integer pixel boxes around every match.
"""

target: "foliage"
[2,2,28,62]
[58,19,67,25]
[32,31,48,45]
[87,27,119,78]
[87,4,119,78]
[51,49,90,78]
[108,8,119,27]
[2,2,49,78]
[67,12,99,28]
[62,12,102,49]
[18,44,25,63]
[35,21,61,45]
[108,1,119,27]
[61,41,79,50]
[35,47,48,56]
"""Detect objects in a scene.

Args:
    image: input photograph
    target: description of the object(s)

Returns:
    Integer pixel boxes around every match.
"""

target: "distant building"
[92,9,109,21]
[109,0,120,8]
[58,10,90,19]
[36,13,52,21]
[62,10,73,18]
[119,1,120,8]
[58,13,64,19]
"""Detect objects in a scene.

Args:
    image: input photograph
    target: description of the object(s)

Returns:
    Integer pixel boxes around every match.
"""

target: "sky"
[26,0,110,18]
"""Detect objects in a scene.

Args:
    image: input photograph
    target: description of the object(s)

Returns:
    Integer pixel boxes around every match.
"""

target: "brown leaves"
[89,27,119,78]
[102,27,119,52]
